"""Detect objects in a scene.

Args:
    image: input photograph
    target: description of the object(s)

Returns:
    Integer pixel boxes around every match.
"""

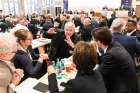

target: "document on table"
[15,78,49,93]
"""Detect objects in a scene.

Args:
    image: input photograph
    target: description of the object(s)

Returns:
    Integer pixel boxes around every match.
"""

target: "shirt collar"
[17,44,27,53]
[17,44,33,61]
[103,47,108,54]
[126,29,136,36]
[96,47,102,56]
[96,46,108,56]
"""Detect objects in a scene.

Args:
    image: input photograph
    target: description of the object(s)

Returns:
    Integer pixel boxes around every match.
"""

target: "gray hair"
[0,32,17,53]
[111,18,126,32]
[10,24,29,33]
[83,18,91,24]
[64,21,75,30]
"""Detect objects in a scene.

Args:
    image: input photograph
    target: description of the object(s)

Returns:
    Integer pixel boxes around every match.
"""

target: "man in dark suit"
[125,19,140,42]
[111,18,140,60]
[92,27,138,93]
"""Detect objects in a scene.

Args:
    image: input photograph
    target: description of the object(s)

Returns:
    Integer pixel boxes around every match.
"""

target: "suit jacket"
[48,70,106,93]
[99,41,138,93]
[0,61,15,93]
[131,30,140,42]
[112,32,140,59]
[79,24,93,41]
[13,46,45,81]
[50,32,79,61]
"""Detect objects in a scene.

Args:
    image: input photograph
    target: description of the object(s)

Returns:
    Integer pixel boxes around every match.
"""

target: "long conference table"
[14,39,100,93]
[15,57,77,93]
[14,56,100,93]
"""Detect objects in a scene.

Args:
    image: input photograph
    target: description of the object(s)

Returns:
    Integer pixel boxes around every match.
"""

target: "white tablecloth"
[15,78,49,93]
[15,57,76,93]
[15,56,99,93]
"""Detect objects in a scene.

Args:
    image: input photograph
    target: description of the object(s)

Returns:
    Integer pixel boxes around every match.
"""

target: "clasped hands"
[38,53,49,63]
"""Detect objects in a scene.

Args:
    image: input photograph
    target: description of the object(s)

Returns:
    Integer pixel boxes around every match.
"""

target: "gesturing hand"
[47,28,57,35]
[65,36,74,48]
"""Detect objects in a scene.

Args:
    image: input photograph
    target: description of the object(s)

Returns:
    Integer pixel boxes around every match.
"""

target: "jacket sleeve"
[98,53,116,77]
[134,37,140,56]
[48,73,73,93]
[48,73,59,93]
[0,63,14,93]
[15,54,43,78]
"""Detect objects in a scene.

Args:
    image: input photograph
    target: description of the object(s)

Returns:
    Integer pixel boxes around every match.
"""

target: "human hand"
[40,53,49,60]
[11,69,24,86]
[47,65,56,76]
[47,28,57,35]
[65,36,74,48]
[38,53,49,63]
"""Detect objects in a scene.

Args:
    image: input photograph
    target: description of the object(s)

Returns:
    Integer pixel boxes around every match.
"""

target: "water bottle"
[55,59,62,79]
[60,59,65,70]
[55,59,59,71]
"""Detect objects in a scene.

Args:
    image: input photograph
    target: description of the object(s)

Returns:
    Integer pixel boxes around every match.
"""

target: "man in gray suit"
[0,33,23,93]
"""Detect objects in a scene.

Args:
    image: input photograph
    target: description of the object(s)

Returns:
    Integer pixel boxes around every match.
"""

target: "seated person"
[47,41,107,93]
[79,18,93,42]
[50,22,79,61]
[13,29,48,81]
[0,33,23,93]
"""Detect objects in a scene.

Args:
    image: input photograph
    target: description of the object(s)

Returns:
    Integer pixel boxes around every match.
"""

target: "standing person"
[92,27,138,93]
[47,41,107,93]
[0,33,24,93]
[125,20,140,42]
[111,18,140,60]
[79,18,93,42]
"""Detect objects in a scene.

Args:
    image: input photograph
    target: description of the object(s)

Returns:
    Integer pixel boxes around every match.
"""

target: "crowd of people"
[0,9,140,93]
